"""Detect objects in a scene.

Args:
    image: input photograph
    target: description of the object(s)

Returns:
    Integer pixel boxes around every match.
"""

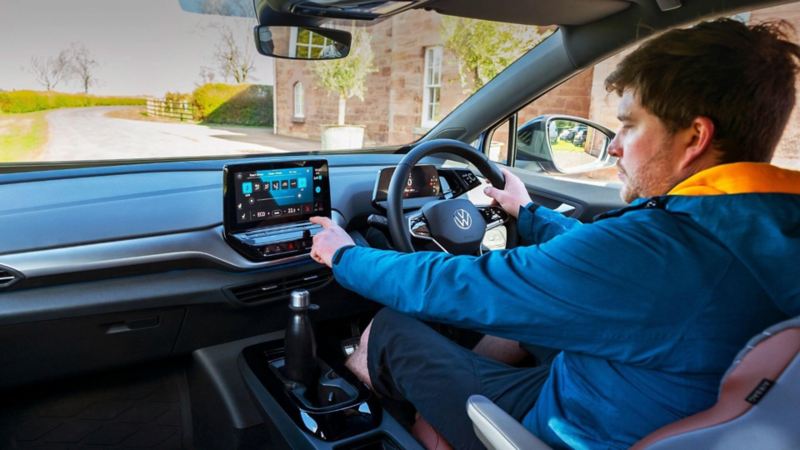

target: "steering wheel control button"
[479,207,509,230]
[409,217,431,238]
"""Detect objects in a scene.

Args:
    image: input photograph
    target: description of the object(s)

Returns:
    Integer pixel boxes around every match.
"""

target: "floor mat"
[0,360,193,449]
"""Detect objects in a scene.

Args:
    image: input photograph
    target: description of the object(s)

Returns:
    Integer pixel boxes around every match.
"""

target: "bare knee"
[472,335,528,365]
[345,320,374,389]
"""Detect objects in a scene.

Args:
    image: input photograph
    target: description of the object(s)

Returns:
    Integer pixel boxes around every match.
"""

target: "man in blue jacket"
[310,18,800,449]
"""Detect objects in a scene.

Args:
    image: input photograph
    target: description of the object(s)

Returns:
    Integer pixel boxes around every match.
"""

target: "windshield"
[0,1,550,163]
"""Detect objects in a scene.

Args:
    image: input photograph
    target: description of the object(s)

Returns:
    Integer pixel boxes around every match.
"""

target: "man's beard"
[619,143,680,204]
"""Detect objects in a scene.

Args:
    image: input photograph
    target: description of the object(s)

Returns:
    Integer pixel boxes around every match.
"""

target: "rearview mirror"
[516,115,615,174]
[254,25,351,60]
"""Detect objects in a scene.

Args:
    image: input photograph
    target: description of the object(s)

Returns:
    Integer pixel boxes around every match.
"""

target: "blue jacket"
[332,163,800,449]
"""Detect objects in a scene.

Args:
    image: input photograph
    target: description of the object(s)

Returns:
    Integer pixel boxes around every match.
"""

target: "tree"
[68,43,99,94]
[312,27,376,126]
[198,65,216,84]
[199,0,253,17]
[198,0,257,84]
[29,50,70,91]
[214,25,255,83]
[441,17,547,93]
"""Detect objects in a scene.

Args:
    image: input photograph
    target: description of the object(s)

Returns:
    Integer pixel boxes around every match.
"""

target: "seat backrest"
[633,316,800,450]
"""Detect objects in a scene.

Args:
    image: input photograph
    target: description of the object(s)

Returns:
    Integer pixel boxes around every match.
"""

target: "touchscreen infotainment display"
[224,160,330,232]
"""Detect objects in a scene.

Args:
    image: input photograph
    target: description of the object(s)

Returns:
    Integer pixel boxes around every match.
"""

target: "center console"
[188,289,422,449]
[224,160,331,261]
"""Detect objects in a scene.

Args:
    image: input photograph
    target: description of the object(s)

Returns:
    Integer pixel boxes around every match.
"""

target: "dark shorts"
[366,308,551,450]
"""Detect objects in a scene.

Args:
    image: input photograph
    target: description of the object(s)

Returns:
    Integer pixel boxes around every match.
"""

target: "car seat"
[465,316,800,450]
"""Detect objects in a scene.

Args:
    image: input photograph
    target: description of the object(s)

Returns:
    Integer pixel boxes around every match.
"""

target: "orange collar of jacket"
[668,162,800,196]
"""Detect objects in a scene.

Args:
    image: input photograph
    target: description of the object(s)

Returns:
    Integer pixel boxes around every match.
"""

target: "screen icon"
[242,182,253,195]
[281,180,289,189]
[290,179,298,189]
[272,181,280,191]
[298,177,307,188]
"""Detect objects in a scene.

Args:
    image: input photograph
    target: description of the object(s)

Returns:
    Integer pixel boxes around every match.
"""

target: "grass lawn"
[0,111,48,162]
[551,139,586,152]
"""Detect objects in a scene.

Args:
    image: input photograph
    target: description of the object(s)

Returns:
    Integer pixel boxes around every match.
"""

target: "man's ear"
[678,116,716,170]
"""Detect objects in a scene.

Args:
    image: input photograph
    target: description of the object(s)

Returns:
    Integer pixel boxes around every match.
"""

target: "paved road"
[38,107,317,162]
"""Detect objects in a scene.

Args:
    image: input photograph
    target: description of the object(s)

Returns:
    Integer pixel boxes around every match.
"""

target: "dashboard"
[0,155,485,293]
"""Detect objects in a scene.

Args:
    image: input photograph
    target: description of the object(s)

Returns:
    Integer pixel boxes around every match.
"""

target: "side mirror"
[254,25,351,60]
[516,115,615,174]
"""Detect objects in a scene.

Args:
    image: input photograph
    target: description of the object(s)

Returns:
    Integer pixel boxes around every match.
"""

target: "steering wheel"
[387,139,518,254]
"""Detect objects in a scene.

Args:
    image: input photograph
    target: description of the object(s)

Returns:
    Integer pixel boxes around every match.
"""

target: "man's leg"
[345,320,373,389]
[346,308,550,450]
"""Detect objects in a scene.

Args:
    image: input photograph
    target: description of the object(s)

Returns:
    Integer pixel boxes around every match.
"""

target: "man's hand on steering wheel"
[483,168,532,219]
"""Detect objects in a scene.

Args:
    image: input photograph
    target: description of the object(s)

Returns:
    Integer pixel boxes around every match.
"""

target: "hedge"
[0,90,145,114]
[192,83,273,126]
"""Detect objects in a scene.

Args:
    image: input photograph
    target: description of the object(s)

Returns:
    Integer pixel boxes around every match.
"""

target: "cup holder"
[268,356,360,411]
[242,340,382,442]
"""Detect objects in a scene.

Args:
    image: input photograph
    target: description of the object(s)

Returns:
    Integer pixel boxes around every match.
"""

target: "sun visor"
[424,0,632,26]
[257,0,425,23]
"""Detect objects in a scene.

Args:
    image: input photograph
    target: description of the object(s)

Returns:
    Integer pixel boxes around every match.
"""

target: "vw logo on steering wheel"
[453,209,473,230]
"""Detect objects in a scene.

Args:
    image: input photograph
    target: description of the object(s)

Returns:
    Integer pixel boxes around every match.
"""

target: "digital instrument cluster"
[372,165,441,202]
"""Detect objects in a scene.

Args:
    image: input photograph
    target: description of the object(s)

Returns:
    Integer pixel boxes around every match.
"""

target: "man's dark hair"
[605,18,800,163]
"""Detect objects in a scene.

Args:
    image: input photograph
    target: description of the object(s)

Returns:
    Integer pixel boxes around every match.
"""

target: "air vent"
[227,269,333,305]
[0,266,22,289]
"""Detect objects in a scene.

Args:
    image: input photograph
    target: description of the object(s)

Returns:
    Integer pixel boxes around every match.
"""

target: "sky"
[0,0,274,96]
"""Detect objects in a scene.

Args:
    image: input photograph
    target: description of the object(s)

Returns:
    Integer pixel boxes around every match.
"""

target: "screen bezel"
[224,159,331,234]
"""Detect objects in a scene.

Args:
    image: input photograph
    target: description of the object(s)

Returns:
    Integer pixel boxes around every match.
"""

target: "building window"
[290,27,332,59]
[293,82,304,119]
[422,46,443,127]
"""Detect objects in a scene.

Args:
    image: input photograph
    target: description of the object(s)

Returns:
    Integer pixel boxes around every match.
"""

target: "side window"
[499,68,620,182]
[487,118,513,164]
[491,3,800,182]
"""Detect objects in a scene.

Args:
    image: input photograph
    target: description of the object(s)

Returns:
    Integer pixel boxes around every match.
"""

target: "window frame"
[421,46,443,128]
[293,81,305,120]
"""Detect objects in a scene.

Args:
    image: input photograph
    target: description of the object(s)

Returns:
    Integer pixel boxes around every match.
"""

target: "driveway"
[38,107,318,162]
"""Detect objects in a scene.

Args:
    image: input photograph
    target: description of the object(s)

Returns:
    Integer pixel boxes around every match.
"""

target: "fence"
[145,98,194,121]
